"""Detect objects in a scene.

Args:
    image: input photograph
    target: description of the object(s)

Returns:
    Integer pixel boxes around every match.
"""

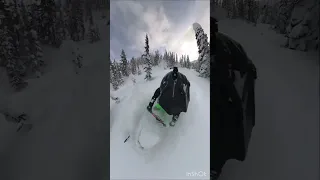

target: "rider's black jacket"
[151,71,190,115]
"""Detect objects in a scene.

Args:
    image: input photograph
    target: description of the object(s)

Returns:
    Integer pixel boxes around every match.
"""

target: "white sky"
[110,0,210,61]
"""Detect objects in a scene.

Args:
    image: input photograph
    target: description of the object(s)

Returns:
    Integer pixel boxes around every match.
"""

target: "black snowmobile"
[210,16,257,179]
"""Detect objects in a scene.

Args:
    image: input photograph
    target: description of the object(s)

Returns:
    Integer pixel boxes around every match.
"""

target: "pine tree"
[116,60,124,85]
[168,51,175,68]
[61,2,71,40]
[238,0,245,19]
[86,0,100,43]
[174,54,178,65]
[275,0,291,34]
[186,55,191,69]
[26,29,44,78]
[224,0,232,18]
[54,1,66,46]
[38,0,59,46]
[70,0,85,41]
[154,50,160,66]
[143,34,152,81]
[18,1,44,78]
[0,27,27,90]
[110,59,119,90]
[130,57,136,75]
[193,23,210,78]
[1,1,28,90]
[120,49,129,77]
[137,65,141,75]
[175,53,178,64]
[231,0,237,18]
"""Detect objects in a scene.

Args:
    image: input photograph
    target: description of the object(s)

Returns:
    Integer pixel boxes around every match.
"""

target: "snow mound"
[139,128,160,149]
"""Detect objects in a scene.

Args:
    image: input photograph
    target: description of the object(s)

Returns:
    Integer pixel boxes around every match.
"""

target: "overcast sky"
[110,0,210,61]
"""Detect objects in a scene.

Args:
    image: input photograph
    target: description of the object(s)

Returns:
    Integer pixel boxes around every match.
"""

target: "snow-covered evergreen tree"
[110,59,119,90]
[175,53,178,65]
[154,50,160,66]
[135,56,142,75]
[0,1,28,90]
[179,57,183,67]
[238,0,245,18]
[115,60,124,85]
[247,0,258,24]
[25,29,44,78]
[120,49,129,77]
[69,0,85,41]
[0,26,27,90]
[224,0,232,18]
[258,0,319,51]
[86,1,100,43]
[61,2,71,40]
[143,34,152,81]
[15,1,44,78]
[186,55,191,69]
[174,54,178,65]
[130,57,136,75]
[54,1,66,46]
[38,0,59,46]
[271,0,293,33]
[193,22,210,78]
[284,0,319,51]
[167,51,175,68]
[231,0,237,18]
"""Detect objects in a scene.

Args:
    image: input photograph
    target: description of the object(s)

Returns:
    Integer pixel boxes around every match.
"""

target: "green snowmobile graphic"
[150,103,171,127]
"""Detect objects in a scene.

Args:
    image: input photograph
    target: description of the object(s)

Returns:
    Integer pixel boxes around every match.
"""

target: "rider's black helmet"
[172,67,178,80]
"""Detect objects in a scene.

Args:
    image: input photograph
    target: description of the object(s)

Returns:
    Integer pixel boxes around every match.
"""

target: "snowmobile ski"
[149,111,166,127]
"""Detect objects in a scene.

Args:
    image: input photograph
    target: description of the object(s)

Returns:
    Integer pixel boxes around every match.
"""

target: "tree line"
[0,0,105,91]
[213,0,319,51]
[110,34,194,90]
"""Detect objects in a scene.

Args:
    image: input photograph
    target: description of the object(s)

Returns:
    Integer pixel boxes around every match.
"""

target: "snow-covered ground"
[0,15,110,180]
[217,19,319,180]
[110,67,210,179]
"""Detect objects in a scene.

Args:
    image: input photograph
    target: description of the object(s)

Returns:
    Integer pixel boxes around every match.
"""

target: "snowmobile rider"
[147,67,190,127]
[210,16,257,180]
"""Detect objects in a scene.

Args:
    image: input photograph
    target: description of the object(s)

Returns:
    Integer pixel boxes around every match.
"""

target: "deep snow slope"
[110,67,210,179]
[217,19,319,180]
[0,16,110,180]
